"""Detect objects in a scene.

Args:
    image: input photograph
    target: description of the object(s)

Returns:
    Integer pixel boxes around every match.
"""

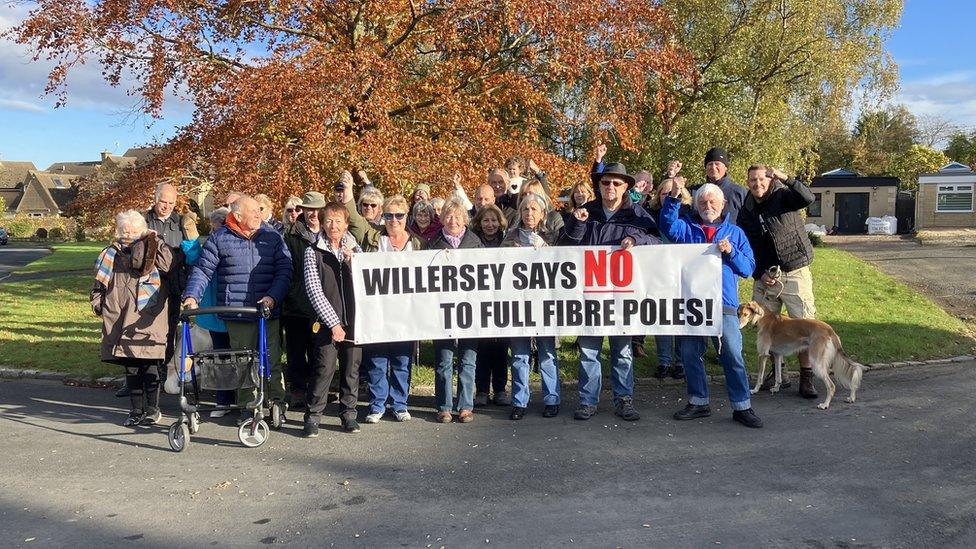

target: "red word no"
[583,249,633,288]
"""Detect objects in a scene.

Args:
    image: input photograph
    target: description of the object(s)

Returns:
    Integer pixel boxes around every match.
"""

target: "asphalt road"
[828,235,976,319]
[2,362,975,548]
[0,247,49,281]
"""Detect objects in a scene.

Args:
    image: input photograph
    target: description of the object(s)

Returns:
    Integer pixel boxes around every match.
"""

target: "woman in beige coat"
[91,210,173,426]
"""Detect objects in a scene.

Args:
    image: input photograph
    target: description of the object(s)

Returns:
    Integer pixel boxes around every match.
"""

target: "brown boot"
[799,368,818,399]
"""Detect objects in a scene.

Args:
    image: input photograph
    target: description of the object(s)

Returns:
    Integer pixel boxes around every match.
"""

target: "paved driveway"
[0,247,50,281]
[2,362,975,548]
[828,235,976,318]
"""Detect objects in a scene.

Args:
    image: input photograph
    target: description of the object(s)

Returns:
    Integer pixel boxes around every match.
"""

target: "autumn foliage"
[9,0,692,215]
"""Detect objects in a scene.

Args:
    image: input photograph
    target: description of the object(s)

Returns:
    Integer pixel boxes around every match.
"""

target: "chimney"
[101,150,111,162]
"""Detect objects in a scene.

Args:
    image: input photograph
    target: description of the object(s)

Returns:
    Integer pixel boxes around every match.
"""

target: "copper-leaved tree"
[8,0,691,219]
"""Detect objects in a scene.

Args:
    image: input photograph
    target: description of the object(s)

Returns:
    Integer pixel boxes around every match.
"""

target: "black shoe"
[122,411,142,427]
[510,406,526,421]
[614,397,640,421]
[653,365,671,379]
[341,416,361,433]
[574,405,598,420]
[543,405,560,418]
[139,408,162,426]
[673,403,711,420]
[302,421,320,438]
[732,408,763,428]
[115,385,131,398]
[671,366,686,380]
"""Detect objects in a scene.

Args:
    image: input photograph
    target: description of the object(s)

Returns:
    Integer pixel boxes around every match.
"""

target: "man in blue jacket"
[563,162,658,422]
[182,195,294,414]
[658,177,763,428]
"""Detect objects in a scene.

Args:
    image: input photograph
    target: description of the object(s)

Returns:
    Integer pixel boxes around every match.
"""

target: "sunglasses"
[600,179,627,187]
[362,203,380,209]
[382,212,407,221]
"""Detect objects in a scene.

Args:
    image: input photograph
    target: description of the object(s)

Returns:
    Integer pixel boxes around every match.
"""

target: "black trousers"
[121,358,161,414]
[282,316,315,393]
[306,335,362,422]
[475,338,509,395]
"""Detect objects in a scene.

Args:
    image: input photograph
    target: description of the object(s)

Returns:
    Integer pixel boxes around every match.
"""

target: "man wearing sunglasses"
[567,162,659,422]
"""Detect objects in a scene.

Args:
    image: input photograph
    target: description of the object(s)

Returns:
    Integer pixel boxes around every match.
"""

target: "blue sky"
[0,0,974,169]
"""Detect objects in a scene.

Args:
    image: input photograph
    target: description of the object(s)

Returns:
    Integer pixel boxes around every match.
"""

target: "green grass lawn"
[13,241,108,274]
[1,244,972,381]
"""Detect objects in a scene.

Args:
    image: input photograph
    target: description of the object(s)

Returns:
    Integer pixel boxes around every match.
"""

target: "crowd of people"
[90,146,819,435]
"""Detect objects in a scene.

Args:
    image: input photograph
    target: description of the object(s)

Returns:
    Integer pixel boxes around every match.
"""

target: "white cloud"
[897,70,976,130]
[0,3,192,117]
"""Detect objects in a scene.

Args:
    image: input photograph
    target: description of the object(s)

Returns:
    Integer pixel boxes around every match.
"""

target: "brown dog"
[737,301,865,410]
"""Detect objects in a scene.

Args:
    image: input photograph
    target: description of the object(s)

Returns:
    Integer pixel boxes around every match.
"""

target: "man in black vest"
[738,165,818,398]
[302,202,363,437]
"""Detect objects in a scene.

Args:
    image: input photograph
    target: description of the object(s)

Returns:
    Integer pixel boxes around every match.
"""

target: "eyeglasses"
[362,203,380,209]
[382,212,407,221]
[600,179,627,187]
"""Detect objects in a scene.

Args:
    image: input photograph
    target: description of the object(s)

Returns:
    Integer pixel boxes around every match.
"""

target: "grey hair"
[693,183,725,205]
[431,197,445,210]
[439,197,469,225]
[518,192,551,214]
[358,186,384,207]
[210,206,230,228]
[282,196,301,223]
[115,209,148,237]
[154,183,176,203]
[412,199,435,218]
[229,194,254,214]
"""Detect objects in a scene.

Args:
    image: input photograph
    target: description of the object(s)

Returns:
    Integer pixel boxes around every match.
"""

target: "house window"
[807,193,823,217]
[936,184,974,212]
[28,212,45,218]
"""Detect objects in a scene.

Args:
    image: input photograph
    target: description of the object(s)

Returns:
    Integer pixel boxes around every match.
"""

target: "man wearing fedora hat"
[566,162,658,421]
[281,191,328,414]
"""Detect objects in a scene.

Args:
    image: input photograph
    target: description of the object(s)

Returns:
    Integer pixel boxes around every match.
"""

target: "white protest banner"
[351,244,722,344]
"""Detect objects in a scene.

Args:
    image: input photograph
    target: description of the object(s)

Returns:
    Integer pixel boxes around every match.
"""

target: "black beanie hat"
[704,147,729,167]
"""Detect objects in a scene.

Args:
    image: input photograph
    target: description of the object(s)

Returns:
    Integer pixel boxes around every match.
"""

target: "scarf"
[94,239,161,311]
[443,227,466,249]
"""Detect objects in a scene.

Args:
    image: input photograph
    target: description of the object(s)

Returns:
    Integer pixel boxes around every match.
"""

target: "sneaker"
[210,409,229,419]
[394,410,412,422]
[732,408,763,428]
[436,411,453,423]
[139,408,162,426]
[494,392,511,406]
[302,421,320,438]
[122,411,142,427]
[653,365,671,379]
[458,409,474,423]
[474,392,489,407]
[543,405,560,418]
[510,406,526,420]
[671,365,686,380]
[673,403,711,421]
[574,405,598,420]
[364,412,383,424]
[614,397,640,421]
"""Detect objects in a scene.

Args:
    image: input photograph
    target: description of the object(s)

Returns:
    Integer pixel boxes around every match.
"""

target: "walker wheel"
[168,422,190,452]
[238,419,269,448]
[188,412,201,434]
[270,400,286,430]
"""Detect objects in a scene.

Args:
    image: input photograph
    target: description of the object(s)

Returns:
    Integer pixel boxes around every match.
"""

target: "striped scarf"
[94,241,161,311]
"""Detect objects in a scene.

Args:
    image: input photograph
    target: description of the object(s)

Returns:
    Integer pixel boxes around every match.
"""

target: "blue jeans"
[654,335,682,368]
[577,335,634,407]
[677,313,752,411]
[364,342,413,414]
[510,337,560,408]
[433,339,477,412]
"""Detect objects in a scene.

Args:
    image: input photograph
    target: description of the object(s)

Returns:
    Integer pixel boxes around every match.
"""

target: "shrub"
[35,227,49,239]
[808,231,824,247]
[49,227,67,240]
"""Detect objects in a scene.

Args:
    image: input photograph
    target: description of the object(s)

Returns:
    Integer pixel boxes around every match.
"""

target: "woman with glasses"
[349,196,426,424]
[426,198,483,423]
[282,196,302,229]
[357,186,385,230]
[409,199,442,243]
